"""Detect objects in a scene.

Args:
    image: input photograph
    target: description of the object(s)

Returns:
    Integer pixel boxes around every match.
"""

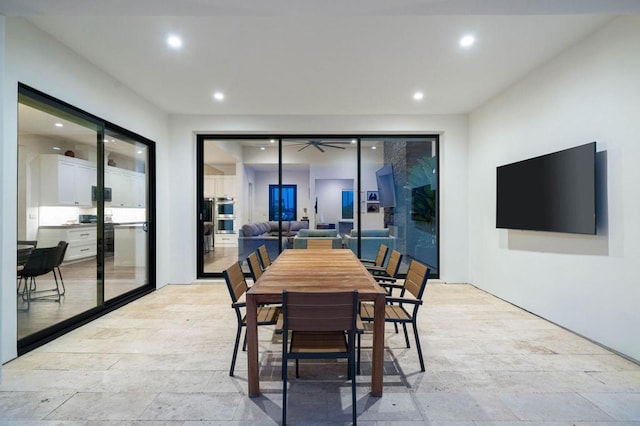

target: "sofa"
[292,229,343,249]
[343,229,397,260]
[237,220,309,262]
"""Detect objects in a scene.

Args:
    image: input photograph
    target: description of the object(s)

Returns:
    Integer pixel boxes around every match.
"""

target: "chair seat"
[291,331,347,354]
[360,302,411,321]
[243,305,280,325]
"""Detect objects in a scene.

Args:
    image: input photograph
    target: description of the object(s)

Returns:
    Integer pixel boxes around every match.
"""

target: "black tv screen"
[496,142,596,235]
[376,165,396,207]
[411,184,436,223]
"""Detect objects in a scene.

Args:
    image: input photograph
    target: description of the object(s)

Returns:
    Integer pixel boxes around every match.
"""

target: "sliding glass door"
[197,135,439,278]
[16,84,155,353]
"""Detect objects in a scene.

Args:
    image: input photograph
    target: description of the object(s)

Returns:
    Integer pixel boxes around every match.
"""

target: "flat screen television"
[411,184,436,223]
[375,165,396,207]
[496,142,596,234]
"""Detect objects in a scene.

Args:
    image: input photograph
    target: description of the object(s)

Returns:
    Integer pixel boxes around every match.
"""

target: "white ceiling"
[3,1,639,116]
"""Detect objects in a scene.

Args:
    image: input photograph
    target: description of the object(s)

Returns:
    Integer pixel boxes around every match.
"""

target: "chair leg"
[402,323,410,348]
[413,321,425,372]
[242,332,248,352]
[282,357,288,426]
[55,266,66,295]
[357,332,361,375]
[229,324,243,376]
[351,350,357,425]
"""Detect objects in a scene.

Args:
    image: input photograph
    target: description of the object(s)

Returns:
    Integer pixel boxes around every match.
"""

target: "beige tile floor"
[1,282,639,425]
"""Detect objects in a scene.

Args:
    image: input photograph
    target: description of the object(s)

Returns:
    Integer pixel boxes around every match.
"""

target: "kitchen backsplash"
[39,206,146,225]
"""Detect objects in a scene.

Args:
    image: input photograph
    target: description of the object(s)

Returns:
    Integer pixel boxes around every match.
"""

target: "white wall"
[0,15,6,378]
[315,179,353,225]
[468,16,640,361]
[1,18,170,363]
[168,114,469,285]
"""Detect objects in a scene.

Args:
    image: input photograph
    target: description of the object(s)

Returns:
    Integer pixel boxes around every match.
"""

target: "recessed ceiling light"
[413,92,424,101]
[137,150,143,155]
[351,139,357,144]
[167,35,183,49]
[371,146,377,150]
[260,147,266,151]
[103,138,109,143]
[52,146,61,151]
[213,91,225,101]
[54,122,63,127]
[459,34,475,48]
[270,139,275,143]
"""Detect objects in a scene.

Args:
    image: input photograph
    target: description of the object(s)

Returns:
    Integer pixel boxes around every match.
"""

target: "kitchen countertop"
[39,222,145,229]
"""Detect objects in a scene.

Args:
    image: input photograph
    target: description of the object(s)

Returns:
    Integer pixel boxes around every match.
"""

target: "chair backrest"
[17,246,33,267]
[18,240,38,248]
[306,239,333,249]
[403,260,431,300]
[55,241,69,267]
[222,262,249,303]
[247,251,263,281]
[257,245,271,268]
[20,246,60,277]
[282,290,358,333]
[384,250,403,278]
[374,244,389,267]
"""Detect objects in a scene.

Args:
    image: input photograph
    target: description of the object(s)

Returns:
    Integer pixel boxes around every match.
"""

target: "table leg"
[246,294,260,397]
[371,292,385,396]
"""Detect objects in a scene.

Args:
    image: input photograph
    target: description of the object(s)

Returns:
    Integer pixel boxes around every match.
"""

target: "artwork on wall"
[366,190,379,201]
[367,202,380,213]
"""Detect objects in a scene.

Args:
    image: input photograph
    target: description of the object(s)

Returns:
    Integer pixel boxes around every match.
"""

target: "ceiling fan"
[285,139,354,152]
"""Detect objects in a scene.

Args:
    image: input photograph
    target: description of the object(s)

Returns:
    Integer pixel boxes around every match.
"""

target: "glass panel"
[17,98,99,338]
[198,136,438,278]
[201,138,277,274]
[283,137,356,249]
[104,130,149,300]
[361,137,439,275]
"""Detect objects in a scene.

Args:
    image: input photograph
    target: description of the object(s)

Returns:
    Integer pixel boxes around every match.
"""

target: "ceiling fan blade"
[297,144,311,152]
[314,144,325,152]
[323,144,347,150]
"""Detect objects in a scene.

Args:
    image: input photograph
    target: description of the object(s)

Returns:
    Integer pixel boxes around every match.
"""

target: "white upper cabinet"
[107,166,146,208]
[40,155,96,207]
[204,175,236,198]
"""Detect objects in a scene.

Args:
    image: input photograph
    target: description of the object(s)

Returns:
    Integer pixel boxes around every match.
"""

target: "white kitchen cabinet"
[214,233,238,247]
[114,224,147,267]
[37,225,97,262]
[207,175,236,197]
[204,176,216,198]
[107,166,146,208]
[39,155,96,207]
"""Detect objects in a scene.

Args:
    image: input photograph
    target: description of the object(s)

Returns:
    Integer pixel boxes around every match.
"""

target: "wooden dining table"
[246,248,387,397]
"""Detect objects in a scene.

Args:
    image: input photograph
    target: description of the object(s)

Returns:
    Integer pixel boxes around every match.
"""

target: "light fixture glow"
[459,34,475,48]
[270,139,275,143]
[54,122,63,128]
[137,150,143,155]
[371,146,377,150]
[167,35,183,49]
[351,139,357,144]
[260,146,266,151]
[52,146,61,151]
[413,92,424,100]
[213,91,225,101]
